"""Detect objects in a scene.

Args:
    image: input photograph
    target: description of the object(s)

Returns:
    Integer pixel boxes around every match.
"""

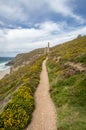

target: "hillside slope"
[0,52,45,129]
[7,48,44,68]
[47,36,86,130]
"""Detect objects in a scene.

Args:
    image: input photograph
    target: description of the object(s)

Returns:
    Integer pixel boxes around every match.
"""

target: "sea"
[0,57,12,71]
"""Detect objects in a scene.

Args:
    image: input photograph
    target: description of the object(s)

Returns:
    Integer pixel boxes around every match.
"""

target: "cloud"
[47,0,72,16]
[0,0,85,29]
[39,21,62,32]
[0,20,86,56]
[0,0,28,23]
[0,0,47,28]
[46,0,84,23]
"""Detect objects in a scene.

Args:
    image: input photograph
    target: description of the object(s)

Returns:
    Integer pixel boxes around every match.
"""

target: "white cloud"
[0,1,28,23]
[0,0,85,28]
[39,21,62,32]
[47,0,72,16]
[46,0,84,23]
[0,0,47,26]
[0,21,86,56]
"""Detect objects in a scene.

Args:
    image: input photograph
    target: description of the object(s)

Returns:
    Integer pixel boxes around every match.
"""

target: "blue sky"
[0,0,86,57]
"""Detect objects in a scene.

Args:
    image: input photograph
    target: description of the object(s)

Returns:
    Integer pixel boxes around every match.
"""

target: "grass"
[47,36,86,130]
[57,105,86,130]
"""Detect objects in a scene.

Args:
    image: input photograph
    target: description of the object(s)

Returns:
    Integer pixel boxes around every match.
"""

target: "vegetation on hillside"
[0,55,45,130]
[6,48,44,67]
[47,36,86,130]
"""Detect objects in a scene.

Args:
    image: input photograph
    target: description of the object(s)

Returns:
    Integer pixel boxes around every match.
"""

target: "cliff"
[6,48,44,72]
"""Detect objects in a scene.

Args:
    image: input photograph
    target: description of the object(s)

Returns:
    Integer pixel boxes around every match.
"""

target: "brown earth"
[26,59,57,130]
[64,62,86,72]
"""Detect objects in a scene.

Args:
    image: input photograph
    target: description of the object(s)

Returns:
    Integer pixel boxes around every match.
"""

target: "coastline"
[0,68,10,80]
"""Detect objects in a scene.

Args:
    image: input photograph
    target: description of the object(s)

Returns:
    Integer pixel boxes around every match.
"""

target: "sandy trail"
[26,59,57,130]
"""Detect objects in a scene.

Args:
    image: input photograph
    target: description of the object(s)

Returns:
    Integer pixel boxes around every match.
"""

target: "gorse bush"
[0,55,45,130]
[2,86,33,130]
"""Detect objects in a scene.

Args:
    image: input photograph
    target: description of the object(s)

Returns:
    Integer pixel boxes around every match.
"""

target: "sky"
[0,0,86,57]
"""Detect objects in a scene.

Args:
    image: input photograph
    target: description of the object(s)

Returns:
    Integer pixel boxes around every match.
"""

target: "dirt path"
[26,59,57,130]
